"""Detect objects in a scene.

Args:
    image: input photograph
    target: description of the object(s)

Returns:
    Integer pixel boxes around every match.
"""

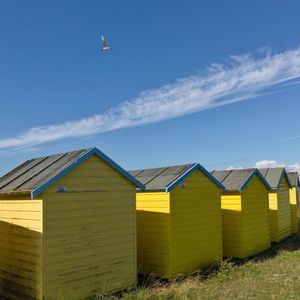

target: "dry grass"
[94,212,300,300]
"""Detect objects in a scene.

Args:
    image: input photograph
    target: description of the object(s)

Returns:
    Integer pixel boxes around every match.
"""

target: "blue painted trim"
[31,147,145,198]
[277,168,292,190]
[165,163,225,193]
[240,169,272,192]
[138,187,167,192]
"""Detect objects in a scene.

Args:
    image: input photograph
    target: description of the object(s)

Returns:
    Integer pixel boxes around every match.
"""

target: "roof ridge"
[130,163,195,172]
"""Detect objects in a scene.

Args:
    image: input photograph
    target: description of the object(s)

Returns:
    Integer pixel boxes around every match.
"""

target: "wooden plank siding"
[269,176,292,242]
[136,192,171,278]
[170,169,222,277]
[221,193,242,258]
[42,154,137,299]
[136,169,222,279]
[0,197,43,300]
[289,187,298,233]
[221,175,270,258]
[241,176,270,257]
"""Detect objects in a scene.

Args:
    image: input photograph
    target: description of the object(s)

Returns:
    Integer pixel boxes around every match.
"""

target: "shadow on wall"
[136,210,170,278]
[0,220,42,300]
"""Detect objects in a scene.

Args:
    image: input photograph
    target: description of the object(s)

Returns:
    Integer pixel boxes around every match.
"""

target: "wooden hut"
[259,168,292,242]
[129,163,224,279]
[287,171,299,233]
[0,147,144,300]
[211,168,271,258]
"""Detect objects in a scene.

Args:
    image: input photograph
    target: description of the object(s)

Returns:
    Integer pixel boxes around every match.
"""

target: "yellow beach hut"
[211,168,271,258]
[259,168,292,242]
[0,147,144,300]
[129,163,225,279]
[287,171,299,233]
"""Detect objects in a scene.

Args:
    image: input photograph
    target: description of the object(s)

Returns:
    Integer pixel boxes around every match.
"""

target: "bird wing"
[101,35,108,47]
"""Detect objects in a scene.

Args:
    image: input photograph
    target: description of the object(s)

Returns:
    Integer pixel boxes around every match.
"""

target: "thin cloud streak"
[280,135,300,141]
[2,47,300,150]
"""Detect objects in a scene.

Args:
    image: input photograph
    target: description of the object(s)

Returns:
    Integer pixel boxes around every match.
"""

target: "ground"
[95,209,300,300]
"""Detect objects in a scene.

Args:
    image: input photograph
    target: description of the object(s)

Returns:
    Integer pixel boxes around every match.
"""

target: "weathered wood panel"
[0,198,43,300]
[43,155,136,299]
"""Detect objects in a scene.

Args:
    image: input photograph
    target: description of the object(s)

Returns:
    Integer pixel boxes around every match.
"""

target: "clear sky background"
[1,1,300,175]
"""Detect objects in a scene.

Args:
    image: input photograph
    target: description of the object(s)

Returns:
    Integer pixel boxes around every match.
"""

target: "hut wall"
[170,169,222,277]
[221,193,242,257]
[241,176,270,257]
[42,155,136,299]
[271,176,291,242]
[289,187,298,233]
[136,192,171,278]
[0,196,43,300]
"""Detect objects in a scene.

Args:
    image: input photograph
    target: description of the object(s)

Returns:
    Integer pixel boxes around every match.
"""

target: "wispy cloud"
[255,160,286,168]
[256,160,300,173]
[280,135,300,142]
[2,46,300,150]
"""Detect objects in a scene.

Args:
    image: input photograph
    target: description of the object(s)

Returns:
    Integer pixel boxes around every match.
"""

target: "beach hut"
[259,168,292,242]
[0,147,144,300]
[287,171,299,233]
[211,168,271,258]
[129,163,224,279]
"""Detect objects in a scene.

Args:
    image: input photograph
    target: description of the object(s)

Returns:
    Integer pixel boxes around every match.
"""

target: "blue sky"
[1,1,300,175]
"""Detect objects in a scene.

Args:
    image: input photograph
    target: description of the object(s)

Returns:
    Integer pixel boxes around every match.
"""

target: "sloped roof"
[258,168,291,190]
[211,168,271,192]
[129,163,225,192]
[287,171,299,187]
[0,147,144,198]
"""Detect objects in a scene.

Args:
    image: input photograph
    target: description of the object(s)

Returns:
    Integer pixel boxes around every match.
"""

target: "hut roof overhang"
[287,171,299,188]
[211,168,272,192]
[258,168,292,191]
[0,147,145,199]
[129,163,225,192]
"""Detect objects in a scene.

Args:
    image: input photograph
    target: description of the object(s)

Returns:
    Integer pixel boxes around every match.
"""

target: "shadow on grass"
[99,216,300,299]
[230,230,300,266]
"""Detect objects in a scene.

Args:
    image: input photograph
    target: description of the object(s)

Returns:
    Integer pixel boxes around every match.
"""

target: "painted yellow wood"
[221,192,243,258]
[0,198,43,300]
[289,187,298,233]
[241,176,270,257]
[0,154,137,300]
[136,192,171,277]
[268,176,292,242]
[170,170,222,277]
[221,175,270,258]
[42,154,137,299]
[136,169,222,279]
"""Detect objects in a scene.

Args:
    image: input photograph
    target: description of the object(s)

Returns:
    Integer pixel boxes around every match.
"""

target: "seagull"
[101,35,112,52]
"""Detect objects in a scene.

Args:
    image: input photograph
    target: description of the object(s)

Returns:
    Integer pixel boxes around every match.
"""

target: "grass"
[95,213,300,300]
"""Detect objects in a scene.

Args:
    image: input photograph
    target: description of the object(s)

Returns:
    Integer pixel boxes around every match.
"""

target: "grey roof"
[0,148,90,193]
[258,168,290,189]
[288,171,299,187]
[211,168,256,192]
[129,163,195,189]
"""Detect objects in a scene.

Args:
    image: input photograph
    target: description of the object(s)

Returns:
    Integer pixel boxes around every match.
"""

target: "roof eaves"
[241,169,272,192]
[141,187,167,192]
[166,163,225,193]
[278,169,292,189]
[31,147,145,198]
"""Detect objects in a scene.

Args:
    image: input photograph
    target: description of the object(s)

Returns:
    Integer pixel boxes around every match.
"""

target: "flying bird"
[101,35,112,52]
